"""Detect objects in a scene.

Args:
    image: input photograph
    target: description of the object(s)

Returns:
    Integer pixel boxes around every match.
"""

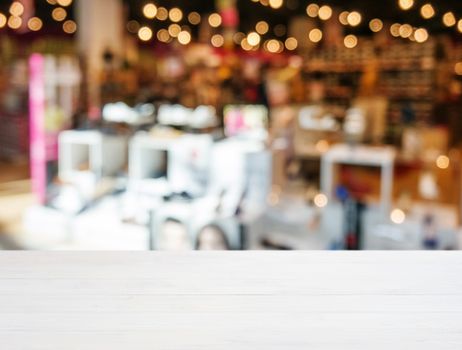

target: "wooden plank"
[0,252,461,349]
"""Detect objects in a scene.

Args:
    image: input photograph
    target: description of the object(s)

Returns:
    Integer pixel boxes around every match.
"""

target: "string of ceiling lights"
[128,2,293,53]
[128,0,462,53]
[0,0,77,34]
[249,0,462,48]
[1,0,462,52]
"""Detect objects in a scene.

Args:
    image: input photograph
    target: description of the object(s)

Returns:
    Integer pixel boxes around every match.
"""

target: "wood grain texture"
[0,252,461,349]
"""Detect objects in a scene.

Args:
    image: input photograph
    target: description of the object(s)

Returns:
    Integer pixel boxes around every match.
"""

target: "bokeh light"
[28,17,43,32]
[309,28,323,43]
[138,26,153,41]
[344,34,358,48]
[143,3,158,19]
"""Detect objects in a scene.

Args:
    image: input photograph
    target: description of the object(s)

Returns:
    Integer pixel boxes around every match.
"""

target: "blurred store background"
[1,0,462,250]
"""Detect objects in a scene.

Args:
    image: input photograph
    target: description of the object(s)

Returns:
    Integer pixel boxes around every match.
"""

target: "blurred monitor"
[223,105,269,139]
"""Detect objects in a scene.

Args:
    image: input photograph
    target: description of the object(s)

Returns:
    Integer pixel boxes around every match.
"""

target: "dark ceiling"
[126,0,462,37]
[2,0,462,37]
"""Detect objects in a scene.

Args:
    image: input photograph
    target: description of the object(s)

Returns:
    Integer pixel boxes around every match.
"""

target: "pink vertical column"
[18,0,34,33]
[216,0,239,49]
[29,54,46,204]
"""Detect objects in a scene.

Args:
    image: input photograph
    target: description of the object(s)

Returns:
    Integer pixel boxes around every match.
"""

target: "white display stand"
[321,144,396,214]
[58,130,127,182]
[128,133,176,182]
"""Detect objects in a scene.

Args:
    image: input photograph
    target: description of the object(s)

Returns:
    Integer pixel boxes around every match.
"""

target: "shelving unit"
[0,113,28,160]
[303,40,437,140]
[0,58,29,161]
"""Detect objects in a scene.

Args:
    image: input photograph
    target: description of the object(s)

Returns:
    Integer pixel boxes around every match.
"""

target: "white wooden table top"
[0,252,461,349]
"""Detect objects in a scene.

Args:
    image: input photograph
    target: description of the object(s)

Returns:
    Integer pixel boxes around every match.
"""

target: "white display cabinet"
[58,130,127,183]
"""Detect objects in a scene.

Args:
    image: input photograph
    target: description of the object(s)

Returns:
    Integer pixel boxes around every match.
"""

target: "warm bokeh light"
[233,32,245,44]
[247,32,261,46]
[156,7,168,21]
[188,12,201,25]
[344,34,358,48]
[285,37,298,50]
[57,0,73,6]
[390,23,401,37]
[7,16,22,30]
[399,0,414,10]
[455,62,462,75]
[390,209,406,224]
[52,7,67,22]
[63,20,77,34]
[436,155,450,169]
[347,11,362,27]
[9,2,24,17]
[177,31,191,45]
[256,21,269,35]
[316,139,330,153]
[269,0,283,9]
[318,5,333,21]
[211,34,224,47]
[339,11,349,26]
[157,28,170,42]
[208,13,222,28]
[241,38,253,51]
[443,12,456,27]
[420,4,435,19]
[369,18,383,32]
[399,24,413,38]
[127,20,140,33]
[168,24,181,37]
[28,17,43,32]
[266,39,282,53]
[458,20,462,33]
[138,26,153,41]
[169,8,183,23]
[309,28,323,43]
[414,28,429,43]
[306,4,319,18]
[0,13,7,29]
[314,193,328,208]
[143,3,158,19]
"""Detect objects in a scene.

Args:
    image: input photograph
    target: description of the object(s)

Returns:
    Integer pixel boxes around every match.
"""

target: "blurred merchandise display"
[1,0,462,250]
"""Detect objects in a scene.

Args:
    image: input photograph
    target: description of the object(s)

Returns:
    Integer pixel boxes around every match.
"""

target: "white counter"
[0,252,461,349]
